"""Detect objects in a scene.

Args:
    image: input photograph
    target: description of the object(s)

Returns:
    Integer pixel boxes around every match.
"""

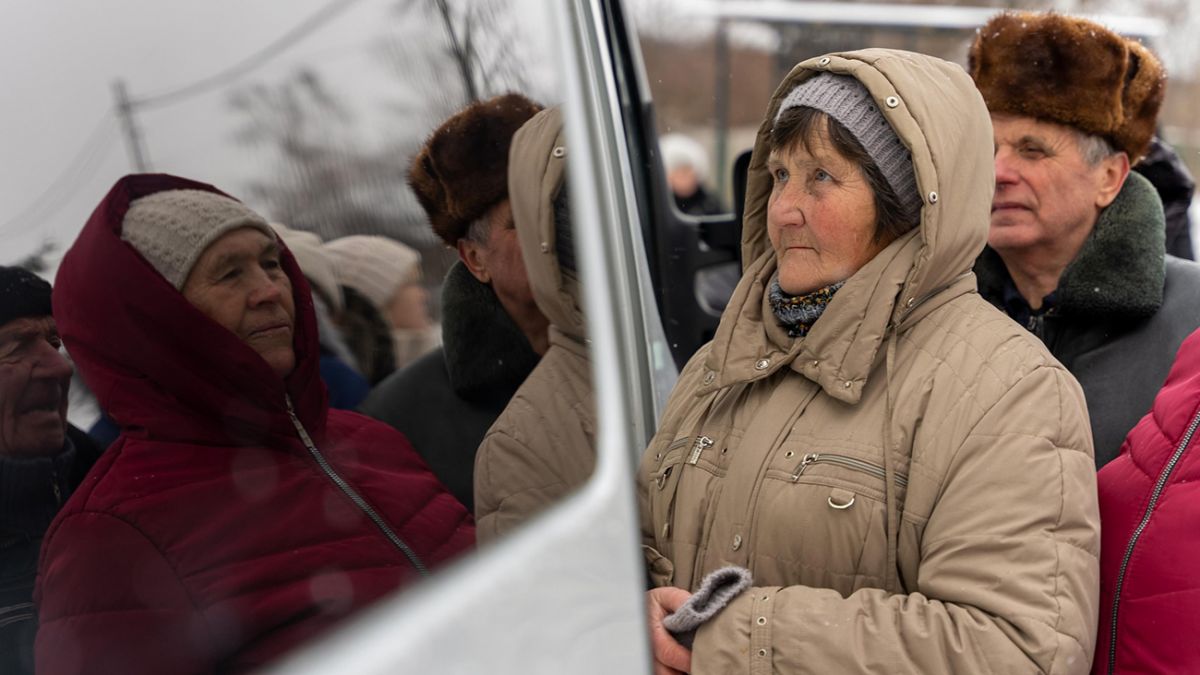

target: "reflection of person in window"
[474,108,595,542]
[641,51,1098,674]
[36,175,473,674]
[661,133,723,216]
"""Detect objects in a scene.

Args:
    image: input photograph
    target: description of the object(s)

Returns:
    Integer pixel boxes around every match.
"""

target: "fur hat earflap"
[969,11,1165,162]
[408,93,543,247]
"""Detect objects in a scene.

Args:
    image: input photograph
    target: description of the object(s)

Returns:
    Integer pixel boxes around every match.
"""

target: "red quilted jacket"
[35,174,473,674]
[1095,327,1200,674]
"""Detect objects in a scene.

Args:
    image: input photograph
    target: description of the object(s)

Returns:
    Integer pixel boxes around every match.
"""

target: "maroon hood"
[54,173,327,445]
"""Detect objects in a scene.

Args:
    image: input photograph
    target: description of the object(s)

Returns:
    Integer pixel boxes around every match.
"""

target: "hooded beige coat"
[474,109,595,541]
[639,50,1100,674]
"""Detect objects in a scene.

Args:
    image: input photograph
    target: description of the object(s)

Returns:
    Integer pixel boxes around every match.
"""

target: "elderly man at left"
[0,266,100,675]
[34,174,473,675]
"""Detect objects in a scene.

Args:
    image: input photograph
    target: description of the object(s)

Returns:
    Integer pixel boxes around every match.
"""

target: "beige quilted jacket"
[639,50,1100,674]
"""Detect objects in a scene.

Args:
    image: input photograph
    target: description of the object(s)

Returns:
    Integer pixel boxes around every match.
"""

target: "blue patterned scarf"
[768,276,844,338]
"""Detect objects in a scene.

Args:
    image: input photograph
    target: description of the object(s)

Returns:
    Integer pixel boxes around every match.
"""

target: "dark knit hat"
[408,93,543,247]
[969,11,1165,162]
[776,72,921,223]
[120,189,276,290]
[0,266,52,328]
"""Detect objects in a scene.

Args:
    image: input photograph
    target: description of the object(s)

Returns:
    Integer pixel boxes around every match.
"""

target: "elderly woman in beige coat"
[640,50,1100,674]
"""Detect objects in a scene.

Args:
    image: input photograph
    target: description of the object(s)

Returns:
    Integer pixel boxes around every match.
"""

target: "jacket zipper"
[284,396,429,577]
[50,466,62,506]
[687,436,714,465]
[790,452,909,488]
[1106,406,1200,674]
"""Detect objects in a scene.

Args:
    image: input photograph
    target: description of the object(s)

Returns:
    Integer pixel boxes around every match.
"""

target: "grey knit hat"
[775,72,921,222]
[120,189,276,289]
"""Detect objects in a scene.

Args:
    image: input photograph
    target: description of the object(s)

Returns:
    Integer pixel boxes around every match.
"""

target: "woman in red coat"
[35,174,473,674]
[1095,327,1200,674]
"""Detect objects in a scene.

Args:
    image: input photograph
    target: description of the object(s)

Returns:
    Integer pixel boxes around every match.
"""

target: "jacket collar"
[54,174,327,447]
[976,171,1166,321]
[439,261,539,400]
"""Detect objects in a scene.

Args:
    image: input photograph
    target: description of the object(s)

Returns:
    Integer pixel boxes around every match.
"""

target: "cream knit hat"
[323,235,421,313]
[271,223,343,314]
[121,189,276,289]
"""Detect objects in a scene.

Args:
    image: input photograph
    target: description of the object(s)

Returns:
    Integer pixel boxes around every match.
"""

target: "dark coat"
[1133,136,1195,260]
[977,172,1200,467]
[360,261,539,513]
[0,426,99,675]
[37,174,472,675]
[1094,328,1200,673]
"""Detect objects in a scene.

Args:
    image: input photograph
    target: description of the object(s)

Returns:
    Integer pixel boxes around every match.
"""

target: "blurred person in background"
[1134,136,1195,260]
[473,108,595,541]
[0,267,100,675]
[661,133,741,312]
[35,174,472,675]
[968,12,1200,467]
[323,234,438,372]
[271,223,369,409]
[642,50,1098,674]
[661,133,723,217]
[360,93,545,513]
[333,284,395,386]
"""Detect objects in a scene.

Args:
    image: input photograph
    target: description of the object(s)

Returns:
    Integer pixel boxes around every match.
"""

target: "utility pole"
[112,79,149,172]
[713,18,731,201]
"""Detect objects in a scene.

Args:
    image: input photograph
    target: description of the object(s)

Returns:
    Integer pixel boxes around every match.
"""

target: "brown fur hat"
[408,93,543,246]
[968,11,1165,162]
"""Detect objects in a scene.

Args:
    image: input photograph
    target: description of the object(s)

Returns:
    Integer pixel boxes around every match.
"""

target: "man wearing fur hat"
[0,266,100,674]
[361,93,546,512]
[969,12,1200,467]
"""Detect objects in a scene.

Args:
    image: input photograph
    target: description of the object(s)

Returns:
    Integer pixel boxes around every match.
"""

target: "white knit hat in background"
[271,223,344,314]
[323,235,421,314]
[659,133,710,184]
[120,189,276,290]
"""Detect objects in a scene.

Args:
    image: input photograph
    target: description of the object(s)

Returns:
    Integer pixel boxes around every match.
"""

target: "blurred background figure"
[324,235,438,376]
[660,133,723,216]
[0,266,101,675]
[661,133,741,312]
[1134,136,1195,260]
[332,285,395,386]
[270,223,369,409]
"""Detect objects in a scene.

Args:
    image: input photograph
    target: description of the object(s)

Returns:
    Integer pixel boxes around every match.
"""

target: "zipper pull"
[791,453,819,482]
[687,436,714,465]
[51,467,62,506]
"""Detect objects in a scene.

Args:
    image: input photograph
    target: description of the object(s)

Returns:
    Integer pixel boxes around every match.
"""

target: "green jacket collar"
[977,171,1166,320]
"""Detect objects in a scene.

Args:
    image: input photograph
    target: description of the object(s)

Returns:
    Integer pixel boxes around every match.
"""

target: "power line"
[131,0,372,110]
[0,112,118,236]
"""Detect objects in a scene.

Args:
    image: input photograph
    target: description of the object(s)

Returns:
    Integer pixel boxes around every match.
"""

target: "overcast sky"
[0,0,408,273]
[3,0,1190,277]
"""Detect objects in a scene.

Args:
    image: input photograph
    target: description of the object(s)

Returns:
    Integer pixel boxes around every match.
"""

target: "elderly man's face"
[989,114,1123,254]
[0,316,72,457]
[458,199,550,354]
[182,228,296,378]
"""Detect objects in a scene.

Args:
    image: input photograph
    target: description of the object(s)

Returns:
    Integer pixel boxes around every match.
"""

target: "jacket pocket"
[647,437,691,546]
[759,450,908,594]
